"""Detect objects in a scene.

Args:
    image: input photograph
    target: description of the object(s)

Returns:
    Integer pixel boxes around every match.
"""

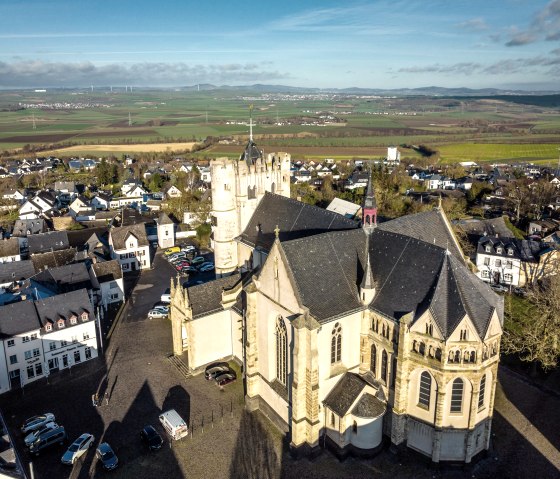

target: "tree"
[502,263,560,371]
[149,173,164,192]
[96,159,111,186]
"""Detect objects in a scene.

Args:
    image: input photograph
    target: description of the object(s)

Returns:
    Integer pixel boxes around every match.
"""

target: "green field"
[0,89,559,162]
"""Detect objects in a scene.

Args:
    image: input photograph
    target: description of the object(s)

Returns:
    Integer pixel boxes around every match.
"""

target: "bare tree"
[502,247,560,370]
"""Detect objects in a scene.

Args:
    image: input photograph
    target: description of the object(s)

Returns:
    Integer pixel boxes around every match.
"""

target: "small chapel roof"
[186,273,242,319]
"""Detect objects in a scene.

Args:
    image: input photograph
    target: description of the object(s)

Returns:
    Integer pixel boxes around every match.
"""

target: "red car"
[215,372,236,387]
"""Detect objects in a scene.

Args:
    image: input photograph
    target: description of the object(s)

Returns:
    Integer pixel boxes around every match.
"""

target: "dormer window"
[57,319,65,329]
[507,248,514,256]
[45,323,52,332]
[485,245,491,253]
[70,316,77,325]
[81,312,89,322]
[496,247,502,254]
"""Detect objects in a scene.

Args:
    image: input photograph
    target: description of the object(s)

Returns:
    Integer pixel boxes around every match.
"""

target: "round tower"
[211,158,239,276]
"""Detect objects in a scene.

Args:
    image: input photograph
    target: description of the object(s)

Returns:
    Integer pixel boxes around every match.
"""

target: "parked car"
[215,372,237,387]
[24,422,58,447]
[513,287,527,297]
[181,245,196,253]
[61,433,95,465]
[96,442,118,470]
[168,252,186,262]
[184,266,198,274]
[190,256,205,266]
[164,247,180,256]
[29,426,66,456]
[205,364,230,380]
[159,410,188,440]
[22,413,56,434]
[148,309,168,319]
[140,425,164,451]
[161,288,171,303]
[153,305,169,313]
[491,284,508,293]
[198,262,214,272]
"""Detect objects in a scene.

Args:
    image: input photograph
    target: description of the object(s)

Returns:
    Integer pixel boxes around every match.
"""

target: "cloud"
[457,17,488,32]
[0,60,292,88]
[506,0,560,46]
[398,55,560,76]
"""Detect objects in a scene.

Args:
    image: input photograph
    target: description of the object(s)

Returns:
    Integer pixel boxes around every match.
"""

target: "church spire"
[360,235,376,305]
[362,168,377,229]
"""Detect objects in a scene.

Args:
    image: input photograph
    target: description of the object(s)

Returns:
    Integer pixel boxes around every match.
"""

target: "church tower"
[362,170,377,227]
[211,108,291,276]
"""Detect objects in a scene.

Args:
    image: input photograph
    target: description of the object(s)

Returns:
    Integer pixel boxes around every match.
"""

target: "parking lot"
[2,251,560,479]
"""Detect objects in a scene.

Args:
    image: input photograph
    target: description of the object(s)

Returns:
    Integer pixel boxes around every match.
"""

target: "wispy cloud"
[398,55,560,76]
[0,60,291,87]
[457,17,488,32]
[506,0,560,46]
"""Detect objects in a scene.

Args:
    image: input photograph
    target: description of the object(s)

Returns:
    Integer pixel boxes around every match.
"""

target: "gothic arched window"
[370,344,377,376]
[381,350,388,383]
[418,371,431,408]
[331,323,342,364]
[450,378,464,413]
[478,375,486,409]
[276,317,287,385]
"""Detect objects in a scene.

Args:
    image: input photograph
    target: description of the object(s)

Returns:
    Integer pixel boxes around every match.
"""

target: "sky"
[0,0,559,90]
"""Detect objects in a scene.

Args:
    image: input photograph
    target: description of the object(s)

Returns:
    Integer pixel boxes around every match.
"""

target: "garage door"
[407,419,433,457]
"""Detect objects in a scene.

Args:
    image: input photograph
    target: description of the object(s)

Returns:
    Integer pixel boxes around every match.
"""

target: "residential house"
[89,260,124,307]
[121,179,143,196]
[68,196,91,218]
[0,238,21,263]
[11,219,47,238]
[0,260,35,289]
[18,191,57,219]
[293,170,312,183]
[199,167,211,184]
[124,184,148,198]
[528,219,558,237]
[53,181,77,204]
[31,249,77,272]
[109,224,151,272]
[476,236,550,286]
[326,198,361,220]
[157,212,175,249]
[2,189,27,203]
[0,289,98,393]
[91,192,112,210]
[164,185,183,198]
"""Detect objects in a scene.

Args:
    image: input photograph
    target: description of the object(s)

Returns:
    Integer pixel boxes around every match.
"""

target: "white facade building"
[0,289,98,393]
[109,224,151,272]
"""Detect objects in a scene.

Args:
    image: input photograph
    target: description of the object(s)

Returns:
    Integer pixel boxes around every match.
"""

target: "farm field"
[0,89,559,162]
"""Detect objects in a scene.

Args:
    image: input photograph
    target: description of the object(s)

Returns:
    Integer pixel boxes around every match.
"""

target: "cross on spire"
[274,225,280,239]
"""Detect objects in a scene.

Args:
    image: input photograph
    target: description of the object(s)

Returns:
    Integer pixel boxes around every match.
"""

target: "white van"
[158,409,188,440]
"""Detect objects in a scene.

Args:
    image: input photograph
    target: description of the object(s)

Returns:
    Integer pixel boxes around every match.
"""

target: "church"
[169,138,503,464]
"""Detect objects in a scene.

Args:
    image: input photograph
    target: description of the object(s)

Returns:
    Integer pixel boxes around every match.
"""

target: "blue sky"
[0,0,559,90]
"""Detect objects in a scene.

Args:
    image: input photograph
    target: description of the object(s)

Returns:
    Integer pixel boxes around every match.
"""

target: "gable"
[256,241,301,313]
[447,315,479,343]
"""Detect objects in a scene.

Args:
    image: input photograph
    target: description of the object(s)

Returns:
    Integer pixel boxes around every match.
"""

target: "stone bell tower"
[211,107,291,276]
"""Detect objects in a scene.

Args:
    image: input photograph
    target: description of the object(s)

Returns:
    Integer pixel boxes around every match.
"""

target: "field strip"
[40,142,197,154]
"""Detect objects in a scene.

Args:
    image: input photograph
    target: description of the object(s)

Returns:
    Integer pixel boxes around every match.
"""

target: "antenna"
[249,104,254,142]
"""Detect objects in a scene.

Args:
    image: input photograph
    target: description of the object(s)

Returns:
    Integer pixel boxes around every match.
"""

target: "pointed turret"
[362,170,377,228]
[240,105,263,166]
[360,248,376,305]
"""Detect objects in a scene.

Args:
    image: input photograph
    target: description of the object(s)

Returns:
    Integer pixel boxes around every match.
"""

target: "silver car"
[24,422,58,447]
[21,413,56,434]
[61,433,95,465]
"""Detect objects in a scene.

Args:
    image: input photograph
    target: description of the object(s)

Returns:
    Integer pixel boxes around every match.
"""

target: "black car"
[204,362,230,380]
[140,425,163,451]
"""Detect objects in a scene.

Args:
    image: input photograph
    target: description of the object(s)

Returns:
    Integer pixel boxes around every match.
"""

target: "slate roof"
[240,140,263,165]
[34,289,93,328]
[352,393,386,419]
[0,300,40,338]
[12,219,47,237]
[31,248,77,272]
[0,260,36,284]
[0,238,20,258]
[455,217,512,239]
[187,273,242,319]
[27,231,69,254]
[377,208,463,260]
[92,260,122,283]
[238,192,359,251]
[30,263,91,294]
[158,212,174,225]
[110,224,149,250]
[277,212,503,338]
[477,236,542,262]
[323,373,368,417]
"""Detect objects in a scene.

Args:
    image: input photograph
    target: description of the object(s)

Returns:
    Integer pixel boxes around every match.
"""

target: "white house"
[386,146,401,164]
[2,189,27,203]
[0,289,98,393]
[199,167,211,184]
[124,185,148,198]
[157,212,175,249]
[109,223,151,272]
[164,185,183,199]
[68,196,91,218]
[91,193,112,210]
[89,260,125,307]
